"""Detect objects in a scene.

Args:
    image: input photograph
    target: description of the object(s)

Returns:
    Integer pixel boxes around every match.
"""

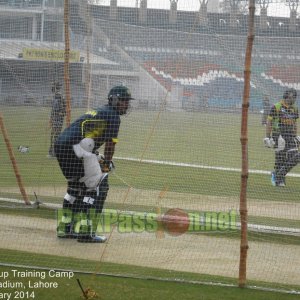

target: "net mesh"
[0,0,300,292]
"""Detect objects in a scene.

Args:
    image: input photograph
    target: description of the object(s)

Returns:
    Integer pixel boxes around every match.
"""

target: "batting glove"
[100,159,115,173]
[263,137,275,148]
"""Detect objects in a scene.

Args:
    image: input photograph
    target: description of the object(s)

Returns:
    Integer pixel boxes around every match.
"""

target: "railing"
[0,0,43,8]
[0,0,63,9]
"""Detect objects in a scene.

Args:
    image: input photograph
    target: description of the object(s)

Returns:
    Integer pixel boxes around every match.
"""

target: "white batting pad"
[73,138,95,158]
[79,154,103,189]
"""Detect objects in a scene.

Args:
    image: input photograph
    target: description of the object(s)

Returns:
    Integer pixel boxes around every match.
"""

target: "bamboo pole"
[155,186,169,239]
[85,3,92,111]
[0,113,30,205]
[239,0,255,288]
[64,0,71,127]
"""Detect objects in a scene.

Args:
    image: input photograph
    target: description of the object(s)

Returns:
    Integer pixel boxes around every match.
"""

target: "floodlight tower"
[229,0,240,28]
[228,0,248,27]
[169,0,178,24]
[285,0,299,31]
[110,0,117,20]
[139,0,147,24]
[257,0,271,30]
[199,0,208,26]
[207,0,220,13]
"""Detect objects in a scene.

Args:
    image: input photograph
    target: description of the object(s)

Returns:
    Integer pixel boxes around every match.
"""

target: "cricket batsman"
[264,88,299,187]
[54,86,134,242]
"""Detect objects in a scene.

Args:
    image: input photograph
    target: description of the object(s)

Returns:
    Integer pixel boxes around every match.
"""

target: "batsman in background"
[264,88,299,187]
[54,85,134,242]
[48,82,66,157]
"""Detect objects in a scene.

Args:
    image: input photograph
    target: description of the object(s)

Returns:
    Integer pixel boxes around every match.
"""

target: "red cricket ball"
[161,208,190,236]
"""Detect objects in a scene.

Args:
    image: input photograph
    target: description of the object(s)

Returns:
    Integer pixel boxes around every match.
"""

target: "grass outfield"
[0,250,299,300]
[0,106,277,170]
[0,268,299,300]
[1,106,300,294]
[3,159,300,203]
[1,106,300,188]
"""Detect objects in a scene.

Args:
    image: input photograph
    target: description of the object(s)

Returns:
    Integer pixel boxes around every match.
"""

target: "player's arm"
[264,119,275,148]
[101,138,118,172]
[263,106,276,148]
[104,139,116,162]
[265,105,276,137]
[266,117,272,138]
[103,115,120,162]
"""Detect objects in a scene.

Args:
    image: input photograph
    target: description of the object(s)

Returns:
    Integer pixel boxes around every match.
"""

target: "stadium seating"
[1,4,300,110]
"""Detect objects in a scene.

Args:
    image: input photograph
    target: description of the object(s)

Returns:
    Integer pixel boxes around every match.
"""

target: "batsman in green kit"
[264,88,299,187]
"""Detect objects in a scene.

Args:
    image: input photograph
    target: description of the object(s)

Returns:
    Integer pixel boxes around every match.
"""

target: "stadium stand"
[0,2,299,110]
[92,16,299,110]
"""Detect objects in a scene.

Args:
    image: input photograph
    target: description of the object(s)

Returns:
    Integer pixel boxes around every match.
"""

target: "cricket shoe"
[271,172,276,186]
[276,178,286,187]
[57,229,78,239]
[57,232,78,239]
[77,234,107,243]
[57,222,77,239]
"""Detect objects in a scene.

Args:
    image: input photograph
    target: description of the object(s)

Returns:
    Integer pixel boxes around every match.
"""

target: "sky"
[90,0,292,18]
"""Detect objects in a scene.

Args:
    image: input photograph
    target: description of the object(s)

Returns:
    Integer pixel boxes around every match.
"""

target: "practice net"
[0,0,299,293]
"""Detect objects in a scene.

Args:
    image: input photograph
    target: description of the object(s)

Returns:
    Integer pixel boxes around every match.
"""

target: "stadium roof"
[82,4,300,38]
[0,40,118,65]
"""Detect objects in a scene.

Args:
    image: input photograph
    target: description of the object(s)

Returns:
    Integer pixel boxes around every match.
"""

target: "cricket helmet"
[108,86,134,114]
[283,88,297,104]
[52,81,62,93]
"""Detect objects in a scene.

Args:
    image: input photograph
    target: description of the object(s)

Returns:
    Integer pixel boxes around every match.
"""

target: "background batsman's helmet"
[283,88,297,100]
[108,86,134,107]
